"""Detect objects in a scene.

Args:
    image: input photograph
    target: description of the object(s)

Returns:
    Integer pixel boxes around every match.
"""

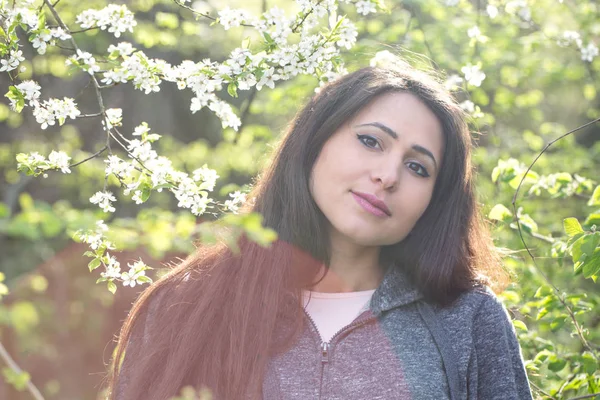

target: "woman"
[108,63,533,399]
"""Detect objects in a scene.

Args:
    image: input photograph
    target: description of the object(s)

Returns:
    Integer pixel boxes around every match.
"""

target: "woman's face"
[309,92,444,248]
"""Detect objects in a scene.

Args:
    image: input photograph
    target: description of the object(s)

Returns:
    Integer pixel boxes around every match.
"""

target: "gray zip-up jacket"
[261,266,533,399]
[117,265,533,399]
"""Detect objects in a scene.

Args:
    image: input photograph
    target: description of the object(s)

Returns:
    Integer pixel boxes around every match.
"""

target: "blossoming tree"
[1,0,599,398]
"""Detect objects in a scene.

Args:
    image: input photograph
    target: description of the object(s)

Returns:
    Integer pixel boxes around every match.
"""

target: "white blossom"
[101,254,122,279]
[118,52,163,94]
[127,139,157,162]
[133,122,151,136]
[467,26,481,39]
[218,7,249,30]
[336,19,358,49]
[461,64,486,87]
[121,260,148,287]
[486,5,498,18]
[67,49,101,75]
[444,74,464,91]
[505,0,531,21]
[557,31,582,48]
[0,50,25,72]
[16,80,41,105]
[224,191,247,213]
[31,31,52,55]
[190,93,217,113]
[193,165,219,191]
[101,69,129,86]
[76,5,137,38]
[104,108,123,130]
[256,67,276,90]
[445,0,459,5]
[107,42,136,57]
[32,98,81,129]
[50,27,71,40]
[191,196,212,216]
[104,155,134,177]
[459,100,475,113]
[581,43,599,62]
[208,100,241,130]
[90,191,117,213]
[370,50,398,67]
[355,0,377,15]
[48,150,71,173]
[27,152,46,164]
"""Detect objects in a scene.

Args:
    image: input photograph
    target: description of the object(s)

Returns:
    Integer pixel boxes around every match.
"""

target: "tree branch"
[567,393,600,400]
[69,145,108,168]
[511,116,600,357]
[0,341,45,400]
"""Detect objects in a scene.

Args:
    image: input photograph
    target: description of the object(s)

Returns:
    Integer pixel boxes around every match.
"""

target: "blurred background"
[1,0,599,399]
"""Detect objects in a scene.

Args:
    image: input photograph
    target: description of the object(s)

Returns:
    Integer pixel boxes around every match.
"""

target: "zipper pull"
[321,342,330,364]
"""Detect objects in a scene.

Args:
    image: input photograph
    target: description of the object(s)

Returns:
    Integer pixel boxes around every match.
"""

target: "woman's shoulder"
[436,285,513,330]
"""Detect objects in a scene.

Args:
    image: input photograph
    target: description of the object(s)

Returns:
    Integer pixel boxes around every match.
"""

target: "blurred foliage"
[0,0,599,399]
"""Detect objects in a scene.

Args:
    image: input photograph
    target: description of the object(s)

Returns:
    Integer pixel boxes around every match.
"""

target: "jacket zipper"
[302,308,378,399]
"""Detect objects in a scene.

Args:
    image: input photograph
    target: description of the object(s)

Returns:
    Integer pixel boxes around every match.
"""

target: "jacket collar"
[370,265,423,316]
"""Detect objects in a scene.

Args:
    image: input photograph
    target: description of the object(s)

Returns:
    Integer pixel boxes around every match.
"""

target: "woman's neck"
[309,245,384,293]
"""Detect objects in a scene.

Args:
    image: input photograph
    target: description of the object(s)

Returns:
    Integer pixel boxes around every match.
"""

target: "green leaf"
[582,352,598,375]
[550,316,567,331]
[241,36,251,49]
[584,210,600,226]
[141,186,151,202]
[582,250,600,279]
[488,204,513,222]
[588,185,600,206]
[9,301,39,333]
[5,86,25,113]
[2,368,31,391]
[227,82,238,98]
[136,275,152,284]
[513,320,527,331]
[572,233,600,264]
[548,357,567,372]
[107,281,117,294]
[18,193,34,211]
[88,258,101,272]
[564,218,584,237]
[534,285,553,298]
[0,283,8,299]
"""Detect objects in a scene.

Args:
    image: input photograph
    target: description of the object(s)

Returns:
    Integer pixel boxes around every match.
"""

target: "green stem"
[0,341,45,400]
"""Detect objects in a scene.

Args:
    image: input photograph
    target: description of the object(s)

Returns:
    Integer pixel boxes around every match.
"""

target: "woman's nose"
[371,161,401,192]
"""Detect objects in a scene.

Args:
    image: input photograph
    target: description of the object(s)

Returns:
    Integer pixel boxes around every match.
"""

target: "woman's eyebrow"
[354,122,439,171]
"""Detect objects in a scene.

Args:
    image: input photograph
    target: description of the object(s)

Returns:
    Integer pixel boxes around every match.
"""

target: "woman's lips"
[351,191,391,217]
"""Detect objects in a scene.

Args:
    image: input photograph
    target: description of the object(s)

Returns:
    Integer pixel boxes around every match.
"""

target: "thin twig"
[173,0,253,27]
[235,87,258,142]
[69,145,108,168]
[530,379,557,400]
[511,116,600,357]
[69,27,100,34]
[567,393,600,400]
[77,112,103,118]
[0,341,45,400]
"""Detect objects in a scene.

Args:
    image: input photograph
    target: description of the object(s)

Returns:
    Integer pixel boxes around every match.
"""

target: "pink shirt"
[302,289,376,343]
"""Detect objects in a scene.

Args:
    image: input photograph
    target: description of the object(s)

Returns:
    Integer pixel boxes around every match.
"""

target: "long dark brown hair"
[106,64,506,400]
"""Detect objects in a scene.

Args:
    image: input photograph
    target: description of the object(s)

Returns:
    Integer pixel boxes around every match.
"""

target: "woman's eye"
[406,162,430,178]
[357,134,380,149]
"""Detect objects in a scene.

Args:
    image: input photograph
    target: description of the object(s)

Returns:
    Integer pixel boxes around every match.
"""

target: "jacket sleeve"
[468,293,533,399]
